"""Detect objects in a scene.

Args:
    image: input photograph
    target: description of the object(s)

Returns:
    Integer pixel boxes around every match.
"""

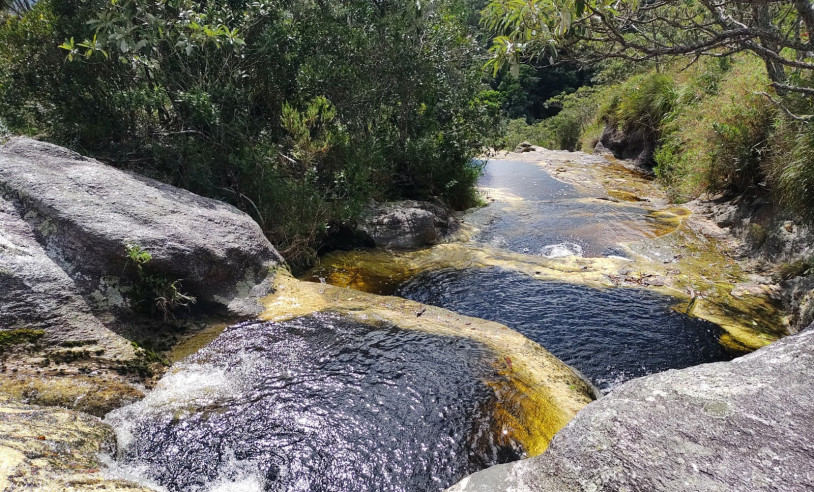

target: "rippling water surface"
[105,313,520,492]
[472,160,675,257]
[398,268,734,392]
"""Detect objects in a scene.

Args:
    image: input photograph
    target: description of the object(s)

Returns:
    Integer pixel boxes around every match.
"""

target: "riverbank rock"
[515,141,535,153]
[448,329,814,492]
[356,200,459,249]
[599,124,656,168]
[689,192,814,333]
[0,399,155,491]
[0,137,284,416]
[0,137,283,317]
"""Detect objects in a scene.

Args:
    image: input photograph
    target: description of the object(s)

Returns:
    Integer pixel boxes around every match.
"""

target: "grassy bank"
[501,54,814,221]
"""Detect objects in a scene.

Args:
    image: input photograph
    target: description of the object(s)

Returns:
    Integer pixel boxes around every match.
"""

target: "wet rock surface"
[449,329,814,492]
[0,399,154,491]
[0,137,282,317]
[689,193,814,334]
[356,200,459,249]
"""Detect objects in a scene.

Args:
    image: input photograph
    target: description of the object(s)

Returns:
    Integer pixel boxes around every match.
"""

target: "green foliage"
[0,0,497,270]
[480,0,613,75]
[500,118,547,149]
[655,57,774,200]
[0,328,44,352]
[601,72,676,140]
[767,118,814,222]
[497,82,610,152]
[125,244,196,319]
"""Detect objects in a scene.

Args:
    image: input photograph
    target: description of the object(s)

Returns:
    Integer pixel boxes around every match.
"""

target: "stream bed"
[103,152,743,491]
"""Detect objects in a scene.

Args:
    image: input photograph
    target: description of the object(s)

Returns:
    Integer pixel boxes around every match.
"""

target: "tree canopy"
[483,0,814,103]
[0,0,501,268]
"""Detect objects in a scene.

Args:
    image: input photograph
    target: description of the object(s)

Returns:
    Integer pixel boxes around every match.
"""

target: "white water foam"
[539,242,584,258]
[102,351,266,491]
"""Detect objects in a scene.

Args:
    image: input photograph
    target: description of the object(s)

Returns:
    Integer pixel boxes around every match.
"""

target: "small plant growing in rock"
[125,244,196,320]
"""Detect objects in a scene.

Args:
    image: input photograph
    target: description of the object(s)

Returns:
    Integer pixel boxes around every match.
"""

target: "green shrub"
[601,72,677,146]
[0,0,496,271]
[500,118,548,149]
[654,57,774,200]
[498,86,604,151]
[125,244,196,320]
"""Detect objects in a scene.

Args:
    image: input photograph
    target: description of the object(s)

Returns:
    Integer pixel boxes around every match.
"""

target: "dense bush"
[498,86,603,151]
[655,57,775,201]
[0,0,499,269]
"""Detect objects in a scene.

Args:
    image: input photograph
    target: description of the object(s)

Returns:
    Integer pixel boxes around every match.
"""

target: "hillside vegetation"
[0,0,499,268]
[487,0,814,221]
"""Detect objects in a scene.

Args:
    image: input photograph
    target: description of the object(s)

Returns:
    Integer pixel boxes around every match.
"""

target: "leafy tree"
[482,0,814,115]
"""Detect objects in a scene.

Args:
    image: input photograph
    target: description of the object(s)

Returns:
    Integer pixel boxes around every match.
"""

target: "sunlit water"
[472,160,673,257]
[397,267,734,392]
[104,313,521,492]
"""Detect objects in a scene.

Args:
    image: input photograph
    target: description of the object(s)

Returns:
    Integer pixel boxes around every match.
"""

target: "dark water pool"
[397,267,734,392]
[105,313,520,492]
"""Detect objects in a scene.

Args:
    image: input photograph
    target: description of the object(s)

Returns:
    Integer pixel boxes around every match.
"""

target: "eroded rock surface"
[0,399,155,491]
[449,329,814,492]
[0,137,283,317]
[357,200,459,249]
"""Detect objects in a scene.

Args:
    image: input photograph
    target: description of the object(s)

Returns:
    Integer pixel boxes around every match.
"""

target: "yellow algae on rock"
[261,273,596,455]
[0,399,155,491]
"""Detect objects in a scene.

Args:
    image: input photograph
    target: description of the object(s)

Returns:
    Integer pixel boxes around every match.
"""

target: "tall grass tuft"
[654,56,774,201]
[602,72,677,136]
[767,118,814,221]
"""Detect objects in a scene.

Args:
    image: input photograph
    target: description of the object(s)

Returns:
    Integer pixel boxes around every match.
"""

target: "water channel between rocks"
[308,156,736,390]
[104,154,741,492]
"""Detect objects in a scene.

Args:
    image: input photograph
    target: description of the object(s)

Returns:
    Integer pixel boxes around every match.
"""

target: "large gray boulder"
[357,200,458,249]
[449,329,814,491]
[0,195,132,350]
[0,137,283,316]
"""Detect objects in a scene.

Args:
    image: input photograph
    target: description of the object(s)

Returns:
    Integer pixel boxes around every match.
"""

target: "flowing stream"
[105,152,738,491]
[105,314,520,491]
[398,268,731,391]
